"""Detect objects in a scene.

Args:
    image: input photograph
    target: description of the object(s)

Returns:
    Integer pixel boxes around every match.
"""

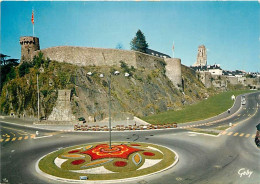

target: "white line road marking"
[34,135,53,139]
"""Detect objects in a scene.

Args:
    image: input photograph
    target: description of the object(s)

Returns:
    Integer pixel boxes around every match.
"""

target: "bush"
[18,62,33,77]
[6,67,16,81]
[33,52,44,68]
[41,90,48,97]
[102,80,108,87]
[120,61,135,76]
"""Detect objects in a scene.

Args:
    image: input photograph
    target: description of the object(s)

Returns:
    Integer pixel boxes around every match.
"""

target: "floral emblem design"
[81,144,142,160]
[39,142,176,181]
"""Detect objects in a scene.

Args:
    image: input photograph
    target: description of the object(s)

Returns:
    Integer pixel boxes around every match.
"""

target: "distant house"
[145,48,171,58]
[223,69,246,77]
[191,64,223,75]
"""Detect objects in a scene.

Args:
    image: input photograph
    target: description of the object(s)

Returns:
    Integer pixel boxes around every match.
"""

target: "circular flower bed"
[38,142,176,181]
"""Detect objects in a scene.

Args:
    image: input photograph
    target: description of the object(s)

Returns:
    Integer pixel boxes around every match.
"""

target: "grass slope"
[142,90,253,124]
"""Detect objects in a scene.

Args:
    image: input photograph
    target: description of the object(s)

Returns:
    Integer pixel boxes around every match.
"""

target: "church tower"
[193,45,207,66]
[20,36,40,62]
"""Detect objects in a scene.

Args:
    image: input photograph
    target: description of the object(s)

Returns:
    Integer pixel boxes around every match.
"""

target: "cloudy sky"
[1,1,259,72]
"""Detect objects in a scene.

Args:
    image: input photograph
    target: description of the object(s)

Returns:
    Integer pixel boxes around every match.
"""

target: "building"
[145,48,171,58]
[193,45,207,66]
[191,64,223,76]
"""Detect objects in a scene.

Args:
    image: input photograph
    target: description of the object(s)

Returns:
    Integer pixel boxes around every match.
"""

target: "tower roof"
[198,45,206,48]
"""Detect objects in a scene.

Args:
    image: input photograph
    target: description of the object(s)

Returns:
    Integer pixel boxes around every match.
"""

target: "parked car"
[78,117,85,121]
[241,95,246,105]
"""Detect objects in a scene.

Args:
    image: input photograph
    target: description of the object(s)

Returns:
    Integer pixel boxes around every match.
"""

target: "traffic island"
[37,142,178,182]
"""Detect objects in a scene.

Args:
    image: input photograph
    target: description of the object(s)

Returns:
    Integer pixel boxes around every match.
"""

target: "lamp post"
[37,74,40,121]
[107,74,112,149]
[92,71,124,149]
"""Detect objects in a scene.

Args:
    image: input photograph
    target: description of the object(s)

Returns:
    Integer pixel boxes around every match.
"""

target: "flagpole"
[172,41,175,58]
[32,9,34,37]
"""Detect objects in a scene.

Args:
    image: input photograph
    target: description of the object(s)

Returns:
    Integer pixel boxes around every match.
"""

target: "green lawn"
[142,90,254,124]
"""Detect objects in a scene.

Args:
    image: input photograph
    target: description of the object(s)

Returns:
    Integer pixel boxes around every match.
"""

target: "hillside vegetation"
[142,90,252,124]
[0,53,218,121]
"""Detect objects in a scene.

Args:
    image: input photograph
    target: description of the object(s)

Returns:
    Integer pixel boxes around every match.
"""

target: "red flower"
[68,150,81,153]
[114,161,127,167]
[71,159,85,165]
[131,144,141,146]
[142,152,155,156]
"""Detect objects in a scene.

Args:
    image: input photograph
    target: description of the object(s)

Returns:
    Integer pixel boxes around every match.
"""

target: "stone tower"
[193,45,207,66]
[20,36,40,62]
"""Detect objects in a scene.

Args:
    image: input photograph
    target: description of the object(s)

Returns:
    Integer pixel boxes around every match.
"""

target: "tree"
[0,53,10,65]
[116,43,124,50]
[130,29,149,53]
[33,51,44,68]
[0,53,19,92]
[18,62,33,77]
[6,59,19,66]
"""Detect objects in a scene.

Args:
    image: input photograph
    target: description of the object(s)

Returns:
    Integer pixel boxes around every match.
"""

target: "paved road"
[0,92,259,184]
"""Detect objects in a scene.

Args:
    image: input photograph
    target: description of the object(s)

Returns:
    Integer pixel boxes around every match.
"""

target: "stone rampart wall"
[33,46,183,88]
[227,76,239,85]
[198,72,260,89]
[198,71,212,88]
[244,78,255,86]
[34,46,137,67]
[135,51,164,70]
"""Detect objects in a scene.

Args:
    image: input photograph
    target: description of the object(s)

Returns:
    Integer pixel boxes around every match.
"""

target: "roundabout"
[37,142,178,182]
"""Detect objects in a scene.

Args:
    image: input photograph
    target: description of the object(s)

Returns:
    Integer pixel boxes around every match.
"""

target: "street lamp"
[89,70,127,149]
[107,74,112,149]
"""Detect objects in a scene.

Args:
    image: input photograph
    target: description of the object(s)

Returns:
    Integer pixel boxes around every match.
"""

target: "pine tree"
[130,29,149,53]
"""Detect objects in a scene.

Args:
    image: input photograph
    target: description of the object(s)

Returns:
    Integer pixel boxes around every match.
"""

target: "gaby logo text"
[238,168,253,178]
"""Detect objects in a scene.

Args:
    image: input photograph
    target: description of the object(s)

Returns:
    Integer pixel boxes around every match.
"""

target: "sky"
[1,1,260,72]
